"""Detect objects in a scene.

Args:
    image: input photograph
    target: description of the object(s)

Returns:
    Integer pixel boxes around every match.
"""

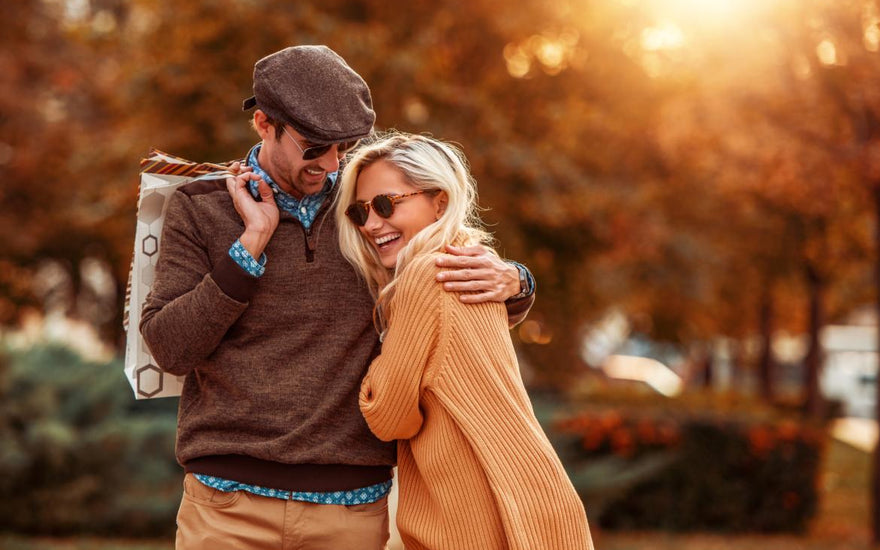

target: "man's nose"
[316,146,341,173]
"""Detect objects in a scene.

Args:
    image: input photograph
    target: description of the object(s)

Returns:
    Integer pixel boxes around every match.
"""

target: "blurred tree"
[0,344,179,535]
[3,0,877,398]
[9,0,880,539]
[774,0,880,540]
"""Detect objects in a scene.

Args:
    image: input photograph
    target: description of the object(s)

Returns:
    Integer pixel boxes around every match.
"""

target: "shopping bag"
[123,149,235,399]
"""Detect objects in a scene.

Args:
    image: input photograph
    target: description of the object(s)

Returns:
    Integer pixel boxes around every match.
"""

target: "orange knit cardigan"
[360,253,593,550]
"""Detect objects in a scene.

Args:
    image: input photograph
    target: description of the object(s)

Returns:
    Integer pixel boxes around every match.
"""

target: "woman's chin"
[376,243,402,269]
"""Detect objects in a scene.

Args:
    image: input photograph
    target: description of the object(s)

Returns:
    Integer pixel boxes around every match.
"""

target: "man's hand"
[435,244,520,303]
[226,164,279,258]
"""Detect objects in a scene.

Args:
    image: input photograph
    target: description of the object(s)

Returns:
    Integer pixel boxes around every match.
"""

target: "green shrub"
[552,391,825,533]
[0,344,180,536]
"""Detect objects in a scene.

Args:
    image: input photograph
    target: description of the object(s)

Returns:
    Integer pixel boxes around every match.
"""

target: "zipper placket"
[302,200,331,263]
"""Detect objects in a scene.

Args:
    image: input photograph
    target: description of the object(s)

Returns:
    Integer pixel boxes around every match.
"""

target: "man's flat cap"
[242,45,375,144]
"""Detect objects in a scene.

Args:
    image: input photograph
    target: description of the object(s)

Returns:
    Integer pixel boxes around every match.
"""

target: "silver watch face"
[518,267,528,293]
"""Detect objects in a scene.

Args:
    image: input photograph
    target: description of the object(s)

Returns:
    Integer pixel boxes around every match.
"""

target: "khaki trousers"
[176,473,390,550]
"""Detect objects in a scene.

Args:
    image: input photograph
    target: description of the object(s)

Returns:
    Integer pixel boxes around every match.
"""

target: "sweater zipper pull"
[304,230,316,263]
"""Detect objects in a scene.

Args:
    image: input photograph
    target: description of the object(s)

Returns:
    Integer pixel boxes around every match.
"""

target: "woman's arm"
[360,256,444,441]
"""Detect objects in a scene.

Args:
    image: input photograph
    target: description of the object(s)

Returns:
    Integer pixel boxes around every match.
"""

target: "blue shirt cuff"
[229,239,267,277]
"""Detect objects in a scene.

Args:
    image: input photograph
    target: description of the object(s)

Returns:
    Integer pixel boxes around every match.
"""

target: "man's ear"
[253,110,275,141]
[434,191,449,219]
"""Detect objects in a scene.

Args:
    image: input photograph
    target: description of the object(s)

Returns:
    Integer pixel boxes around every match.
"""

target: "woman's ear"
[434,191,448,219]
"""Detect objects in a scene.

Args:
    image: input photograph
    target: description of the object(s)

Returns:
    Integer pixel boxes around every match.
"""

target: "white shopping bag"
[123,149,235,399]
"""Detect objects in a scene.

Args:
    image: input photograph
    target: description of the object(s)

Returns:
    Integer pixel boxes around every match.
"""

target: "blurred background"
[2,0,879,548]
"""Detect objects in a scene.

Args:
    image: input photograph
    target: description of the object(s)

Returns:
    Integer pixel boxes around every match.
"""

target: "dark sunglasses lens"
[302,145,332,160]
[346,204,368,226]
[372,195,395,218]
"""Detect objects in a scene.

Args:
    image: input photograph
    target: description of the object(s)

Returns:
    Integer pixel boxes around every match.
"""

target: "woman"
[336,133,593,550]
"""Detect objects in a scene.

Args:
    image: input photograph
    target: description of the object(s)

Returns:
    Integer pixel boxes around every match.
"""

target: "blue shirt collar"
[245,143,337,229]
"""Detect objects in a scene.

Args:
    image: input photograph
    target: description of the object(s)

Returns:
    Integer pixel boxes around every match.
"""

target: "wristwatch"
[509,262,531,300]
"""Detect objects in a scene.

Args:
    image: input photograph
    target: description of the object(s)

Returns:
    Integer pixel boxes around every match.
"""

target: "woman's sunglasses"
[345,191,428,227]
[283,127,359,160]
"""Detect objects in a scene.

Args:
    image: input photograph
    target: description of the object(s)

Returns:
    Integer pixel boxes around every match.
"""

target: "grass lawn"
[0,437,873,550]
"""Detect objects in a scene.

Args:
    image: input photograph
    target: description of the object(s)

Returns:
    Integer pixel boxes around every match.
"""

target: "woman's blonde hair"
[335,132,494,332]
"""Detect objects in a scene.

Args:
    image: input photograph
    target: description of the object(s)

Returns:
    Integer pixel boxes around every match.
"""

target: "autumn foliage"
[3,2,879,388]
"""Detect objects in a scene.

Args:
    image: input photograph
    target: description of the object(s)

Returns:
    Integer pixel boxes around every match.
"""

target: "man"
[140,45,535,550]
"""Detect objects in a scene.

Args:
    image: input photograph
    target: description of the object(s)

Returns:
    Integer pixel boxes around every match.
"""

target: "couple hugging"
[141,44,592,550]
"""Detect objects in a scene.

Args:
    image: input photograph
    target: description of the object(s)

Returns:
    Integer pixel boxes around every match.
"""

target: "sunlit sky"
[504,0,774,78]
[638,0,766,48]
[644,0,753,19]
[506,0,880,79]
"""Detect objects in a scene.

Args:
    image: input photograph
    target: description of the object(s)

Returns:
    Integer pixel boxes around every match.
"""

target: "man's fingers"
[437,268,495,282]
[225,175,240,194]
[439,278,503,301]
[441,279,487,292]
[435,254,482,270]
[457,290,499,303]
[444,244,484,257]
[256,179,275,203]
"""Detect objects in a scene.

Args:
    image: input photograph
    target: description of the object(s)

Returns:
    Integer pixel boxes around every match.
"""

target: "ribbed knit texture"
[140,180,396,473]
[360,253,594,550]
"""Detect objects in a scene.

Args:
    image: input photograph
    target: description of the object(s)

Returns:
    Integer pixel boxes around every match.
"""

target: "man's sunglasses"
[345,191,429,227]
[283,127,359,160]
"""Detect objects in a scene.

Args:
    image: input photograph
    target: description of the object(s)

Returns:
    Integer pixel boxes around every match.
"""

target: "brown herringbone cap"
[242,45,375,144]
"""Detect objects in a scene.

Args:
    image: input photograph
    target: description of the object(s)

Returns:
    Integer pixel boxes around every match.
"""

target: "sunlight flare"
[864,2,880,52]
[641,22,685,51]
[642,0,757,22]
[504,31,580,78]
[816,39,839,65]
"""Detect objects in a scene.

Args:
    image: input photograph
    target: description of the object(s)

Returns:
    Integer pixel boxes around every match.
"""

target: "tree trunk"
[700,351,713,389]
[872,185,880,545]
[802,263,824,419]
[757,286,776,402]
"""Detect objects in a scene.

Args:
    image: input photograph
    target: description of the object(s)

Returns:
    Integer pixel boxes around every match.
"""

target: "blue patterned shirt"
[227,143,337,277]
[229,239,267,277]
[193,474,392,505]
[246,142,335,229]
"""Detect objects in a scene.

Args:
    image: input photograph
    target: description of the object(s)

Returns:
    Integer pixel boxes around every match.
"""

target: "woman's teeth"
[375,233,400,246]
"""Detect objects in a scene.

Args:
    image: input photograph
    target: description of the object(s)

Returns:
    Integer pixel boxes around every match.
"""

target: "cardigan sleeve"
[359,256,443,442]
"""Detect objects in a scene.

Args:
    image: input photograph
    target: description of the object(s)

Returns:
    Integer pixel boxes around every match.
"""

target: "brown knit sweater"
[360,253,593,550]
[140,178,396,491]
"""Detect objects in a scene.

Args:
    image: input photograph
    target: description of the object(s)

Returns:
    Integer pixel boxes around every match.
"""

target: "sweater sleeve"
[434,298,593,549]
[139,191,254,376]
[505,293,534,328]
[359,256,443,442]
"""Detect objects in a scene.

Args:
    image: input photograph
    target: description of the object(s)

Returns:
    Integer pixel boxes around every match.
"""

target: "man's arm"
[140,170,279,376]
[434,244,536,327]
